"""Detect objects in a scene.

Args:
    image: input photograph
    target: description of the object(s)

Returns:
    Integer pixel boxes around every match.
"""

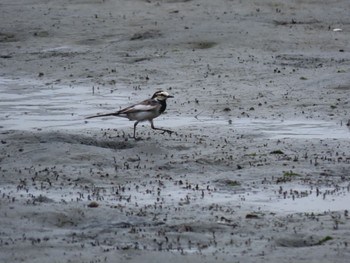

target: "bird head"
[152,91,174,101]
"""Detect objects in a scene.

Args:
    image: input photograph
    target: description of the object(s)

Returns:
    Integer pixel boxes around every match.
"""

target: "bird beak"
[167,95,174,98]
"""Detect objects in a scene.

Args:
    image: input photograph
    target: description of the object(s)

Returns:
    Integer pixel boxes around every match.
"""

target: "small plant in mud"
[283,170,300,177]
[317,236,333,245]
[245,152,257,157]
[224,180,241,187]
[270,150,284,154]
[276,171,300,183]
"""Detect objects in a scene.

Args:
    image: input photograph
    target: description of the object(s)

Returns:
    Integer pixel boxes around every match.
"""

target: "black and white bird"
[86,90,174,140]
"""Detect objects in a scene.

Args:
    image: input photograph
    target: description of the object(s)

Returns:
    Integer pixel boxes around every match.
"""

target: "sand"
[1,0,350,262]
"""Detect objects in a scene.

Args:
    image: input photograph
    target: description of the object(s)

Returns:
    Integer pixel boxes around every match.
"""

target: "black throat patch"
[159,100,167,114]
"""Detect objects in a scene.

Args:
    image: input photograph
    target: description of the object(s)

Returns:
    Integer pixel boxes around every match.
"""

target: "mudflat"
[1,0,350,262]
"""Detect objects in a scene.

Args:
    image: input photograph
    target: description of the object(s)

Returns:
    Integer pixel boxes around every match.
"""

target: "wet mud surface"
[1,0,350,262]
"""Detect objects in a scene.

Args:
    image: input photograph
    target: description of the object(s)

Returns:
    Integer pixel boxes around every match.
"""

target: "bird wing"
[86,98,160,119]
[117,99,159,114]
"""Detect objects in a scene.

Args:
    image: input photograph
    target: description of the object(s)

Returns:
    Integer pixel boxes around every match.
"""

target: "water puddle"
[0,77,349,140]
[233,119,350,139]
[162,117,349,139]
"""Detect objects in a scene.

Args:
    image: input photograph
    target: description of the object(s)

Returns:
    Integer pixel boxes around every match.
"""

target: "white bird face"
[152,91,174,101]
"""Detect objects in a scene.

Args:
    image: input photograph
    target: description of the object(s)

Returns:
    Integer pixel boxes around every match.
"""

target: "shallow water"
[166,117,350,140]
[244,183,350,213]
[3,178,348,214]
[1,78,349,140]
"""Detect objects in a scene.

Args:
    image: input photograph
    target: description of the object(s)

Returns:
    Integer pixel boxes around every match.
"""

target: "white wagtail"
[86,91,174,139]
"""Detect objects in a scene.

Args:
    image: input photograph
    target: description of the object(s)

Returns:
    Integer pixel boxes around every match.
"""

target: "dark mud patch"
[75,38,103,45]
[123,56,152,64]
[0,32,17,42]
[33,31,49,37]
[273,19,320,26]
[33,194,54,203]
[37,51,82,59]
[275,234,331,247]
[6,130,135,150]
[163,0,192,3]
[331,84,350,91]
[130,30,162,41]
[274,54,350,69]
[189,41,217,50]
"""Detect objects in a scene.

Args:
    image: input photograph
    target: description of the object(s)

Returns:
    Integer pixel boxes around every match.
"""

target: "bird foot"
[161,129,174,136]
[128,134,143,141]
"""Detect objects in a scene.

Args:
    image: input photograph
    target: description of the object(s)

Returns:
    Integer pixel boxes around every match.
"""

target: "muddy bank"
[1,127,349,262]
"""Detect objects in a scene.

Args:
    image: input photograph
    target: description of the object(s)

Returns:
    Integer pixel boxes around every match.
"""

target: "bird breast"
[122,111,161,121]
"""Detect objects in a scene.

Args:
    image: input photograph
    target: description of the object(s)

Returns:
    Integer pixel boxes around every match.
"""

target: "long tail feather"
[85,112,118,119]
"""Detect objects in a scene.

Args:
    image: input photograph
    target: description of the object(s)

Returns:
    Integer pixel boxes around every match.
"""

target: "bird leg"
[129,121,141,140]
[150,120,173,135]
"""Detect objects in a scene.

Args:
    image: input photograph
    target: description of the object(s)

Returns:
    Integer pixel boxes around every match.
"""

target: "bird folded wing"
[119,103,157,114]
